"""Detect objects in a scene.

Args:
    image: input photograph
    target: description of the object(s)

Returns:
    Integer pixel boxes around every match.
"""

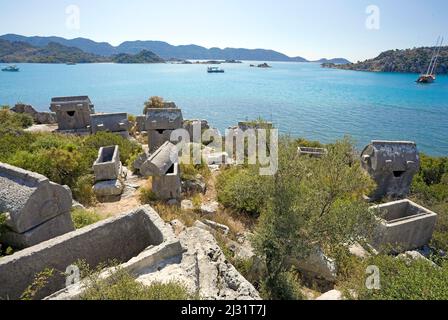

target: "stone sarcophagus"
[90,113,130,137]
[360,141,420,200]
[145,108,183,152]
[93,145,121,182]
[297,147,328,158]
[370,199,437,252]
[50,96,94,131]
[0,163,74,248]
[140,142,181,200]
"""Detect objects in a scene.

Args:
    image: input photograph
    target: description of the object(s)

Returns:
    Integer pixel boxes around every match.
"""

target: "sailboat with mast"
[417,36,444,84]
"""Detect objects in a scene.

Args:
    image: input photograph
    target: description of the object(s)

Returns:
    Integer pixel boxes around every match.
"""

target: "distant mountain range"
[323,46,448,74]
[0,34,351,63]
[0,40,163,64]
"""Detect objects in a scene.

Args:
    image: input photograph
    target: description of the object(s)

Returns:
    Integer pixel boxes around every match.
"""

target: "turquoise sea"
[1,62,447,155]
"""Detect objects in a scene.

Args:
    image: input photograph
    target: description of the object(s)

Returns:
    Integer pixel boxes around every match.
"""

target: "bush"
[0,108,33,129]
[80,266,195,300]
[355,255,448,300]
[216,166,271,215]
[143,96,165,114]
[71,208,103,229]
[139,180,158,203]
[72,175,96,207]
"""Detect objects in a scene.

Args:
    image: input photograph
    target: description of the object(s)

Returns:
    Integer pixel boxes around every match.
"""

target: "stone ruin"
[90,113,131,138]
[297,146,328,158]
[145,107,183,152]
[11,103,56,125]
[360,140,420,201]
[50,96,95,133]
[140,141,181,201]
[49,96,131,137]
[92,145,124,201]
[0,206,181,300]
[370,199,437,253]
[0,163,74,249]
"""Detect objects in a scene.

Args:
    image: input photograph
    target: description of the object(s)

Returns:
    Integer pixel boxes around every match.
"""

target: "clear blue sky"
[1,0,447,61]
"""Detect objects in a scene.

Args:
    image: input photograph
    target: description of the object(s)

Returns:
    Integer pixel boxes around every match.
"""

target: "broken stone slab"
[140,141,178,177]
[93,145,122,182]
[200,201,219,215]
[93,179,124,197]
[289,248,337,282]
[181,178,207,195]
[397,251,437,267]
[361,141,420,200]
[136,115,146,132]
[1,212,74,249]
[0,162,73,234]
[297,147,328,158]
[71,200,86,211]
[132,150,150,172]
[203,219,230,235]
[370,199,437,253]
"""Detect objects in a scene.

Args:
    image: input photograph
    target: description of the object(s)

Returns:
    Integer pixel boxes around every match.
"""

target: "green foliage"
[0,108,33,129]
[80,266,195,300]
[71,208,103,229]
[143,96,165,114]
[252,136,375,299]
[329,46,448,74]
[217,166,271,215]
[355,255,448,300]
[0,130,140,205]
[72,175,96,207]
[112,50,164,64]
[410,154,448,251]
[139,182,158,203]
[20,268,55,300]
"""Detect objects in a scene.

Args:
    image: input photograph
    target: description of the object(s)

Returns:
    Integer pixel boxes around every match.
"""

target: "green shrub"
[139,182,158,203]
[0,108,33,129]
[80,266,195,300]
[216,166,271,215]
[356,255,448,300]
[71,208,103,229]
[72,175,96,207]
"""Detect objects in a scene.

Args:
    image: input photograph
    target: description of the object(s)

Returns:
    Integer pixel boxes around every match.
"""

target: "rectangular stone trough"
[371,199,437,252]
[0,206,182,300]
[297,147,328,158]
[93,145,121,182]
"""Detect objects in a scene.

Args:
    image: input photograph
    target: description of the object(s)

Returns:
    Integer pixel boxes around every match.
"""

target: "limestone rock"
[136,226,261,300]
[200,201,219,215]
[181,200,194,211]
[203,219,230,235]
[316,290,343,300]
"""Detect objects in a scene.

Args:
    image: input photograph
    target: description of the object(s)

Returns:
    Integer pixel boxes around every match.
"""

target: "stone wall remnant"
[12,103,57,124]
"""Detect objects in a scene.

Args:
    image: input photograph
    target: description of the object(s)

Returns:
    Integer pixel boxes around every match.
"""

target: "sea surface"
[1,62,447,155]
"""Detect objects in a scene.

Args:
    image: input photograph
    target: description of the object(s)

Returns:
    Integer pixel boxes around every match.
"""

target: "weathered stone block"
[93,179,124,197]
[90,113,130,135]
[148,129,177,152]
[1,212,74,249]
[361,141,420,200]
[152,163,181,200]
[0,162,73,234]
[371,199,437,252]
[50,96,94,131]
[140,141,178,177]
[145,108,183,130]
[298,147,328,158]
[93,145,121,182]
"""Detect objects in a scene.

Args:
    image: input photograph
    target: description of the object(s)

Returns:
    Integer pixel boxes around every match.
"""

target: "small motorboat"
[207,66,224,73]
[417,74,435,84]
[1,65,19,72]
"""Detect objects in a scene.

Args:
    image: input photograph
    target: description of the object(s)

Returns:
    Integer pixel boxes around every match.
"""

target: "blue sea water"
[1,62,447,155]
